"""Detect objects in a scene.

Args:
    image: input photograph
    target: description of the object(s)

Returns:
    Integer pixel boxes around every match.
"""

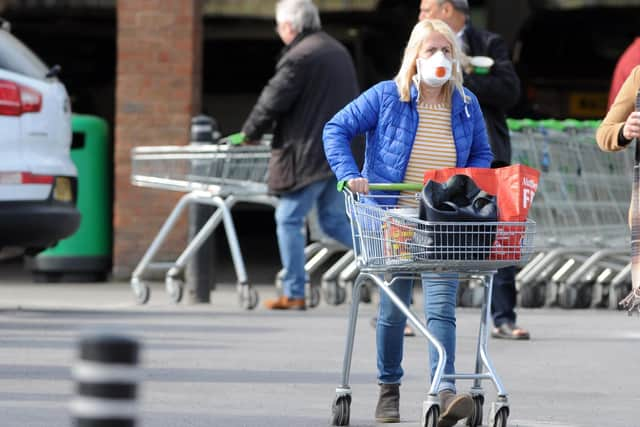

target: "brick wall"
[113,0,202,278]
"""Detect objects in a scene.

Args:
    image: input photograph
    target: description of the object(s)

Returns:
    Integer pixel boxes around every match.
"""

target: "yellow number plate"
[568,92,607,118]
[53,177,72,202]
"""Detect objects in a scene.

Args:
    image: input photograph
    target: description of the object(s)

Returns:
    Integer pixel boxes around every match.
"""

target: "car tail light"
[20,85,42,113]
[0,79,42,116]
[0,172,54,184]
[21,172,54,184]
[0,80,21,116]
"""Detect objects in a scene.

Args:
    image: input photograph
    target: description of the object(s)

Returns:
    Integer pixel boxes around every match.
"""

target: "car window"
[0,29,48,79]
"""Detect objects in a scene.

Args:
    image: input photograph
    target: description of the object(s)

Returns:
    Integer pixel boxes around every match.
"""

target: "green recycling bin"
[28,114,112,282]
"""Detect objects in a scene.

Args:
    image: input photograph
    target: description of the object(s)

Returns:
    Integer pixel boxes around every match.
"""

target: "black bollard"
[185,114,218,303]
[189,114,220,143]
[70,334,139,427]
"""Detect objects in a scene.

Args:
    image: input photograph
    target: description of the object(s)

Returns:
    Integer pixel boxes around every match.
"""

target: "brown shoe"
[492,323,530,340]
[375,383,400,423]
[438,390,472,427]
[263,295,306,310]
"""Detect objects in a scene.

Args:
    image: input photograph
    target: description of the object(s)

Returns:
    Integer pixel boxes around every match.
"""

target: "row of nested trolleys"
[128,120,635,310]
[510,119,633,310]
[128,140,358,309]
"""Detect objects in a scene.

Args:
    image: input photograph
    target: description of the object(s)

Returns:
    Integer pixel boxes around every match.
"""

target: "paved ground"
[0,264,638,426]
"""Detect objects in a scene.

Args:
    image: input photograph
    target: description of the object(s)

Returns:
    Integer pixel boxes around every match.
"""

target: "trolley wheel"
[466,395,484,427]
[166,278,184,304]
[307,284,321,308]
[323,282,346,306]
[330,394,351,426]
[558,283,581,309]
[359,281,372,303]
[577,284,594,308]
[558,283,592,309]
[459,285,484,308]
[519,283,546,308]
[134,284,150,305]
[274,270,284,296]
[238,285,259,310]
[423,404,440,427]
[492,407,509,427]
[609,284,631,310]
[342,280,354,299]
[591,283,608,308]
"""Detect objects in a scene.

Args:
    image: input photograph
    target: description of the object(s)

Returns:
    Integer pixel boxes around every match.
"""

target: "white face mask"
[417,51,453,87]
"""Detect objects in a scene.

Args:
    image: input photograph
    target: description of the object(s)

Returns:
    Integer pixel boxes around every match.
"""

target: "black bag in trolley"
[415,174,498,260]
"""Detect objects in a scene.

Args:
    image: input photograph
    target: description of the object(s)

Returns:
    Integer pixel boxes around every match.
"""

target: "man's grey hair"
[439,0,469,13]
[276,0,322,33]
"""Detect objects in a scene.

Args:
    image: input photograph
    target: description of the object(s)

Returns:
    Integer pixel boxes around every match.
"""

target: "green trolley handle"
[337,180,423,192]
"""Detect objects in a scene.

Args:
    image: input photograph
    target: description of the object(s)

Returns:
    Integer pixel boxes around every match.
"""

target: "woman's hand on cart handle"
[348,177,370,194]
[337,178,370,194]
[337,180,424,193]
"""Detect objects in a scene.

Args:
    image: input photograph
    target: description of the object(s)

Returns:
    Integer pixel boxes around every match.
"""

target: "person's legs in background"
[375,276,413,422]
[491,266,530,340]
[264,180,327,310]
[315,176,352,248]
[370,292,417,337]
[316,176,417,335]
[422,272,472,427]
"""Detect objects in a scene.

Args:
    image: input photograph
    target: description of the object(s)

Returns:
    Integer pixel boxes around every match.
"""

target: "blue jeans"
[275,177,352,299]
[377,272,458,393]
[491,266,517,327]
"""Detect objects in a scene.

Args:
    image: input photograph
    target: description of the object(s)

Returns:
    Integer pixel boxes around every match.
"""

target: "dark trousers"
[491,266,517,327]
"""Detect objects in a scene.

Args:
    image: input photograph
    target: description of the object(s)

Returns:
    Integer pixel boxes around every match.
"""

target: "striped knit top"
[399,102,457,207]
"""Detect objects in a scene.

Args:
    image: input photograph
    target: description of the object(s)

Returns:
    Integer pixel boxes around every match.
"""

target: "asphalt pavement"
[0,267,638,427]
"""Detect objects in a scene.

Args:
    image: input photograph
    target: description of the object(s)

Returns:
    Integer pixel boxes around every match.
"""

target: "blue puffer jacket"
[323,80,493,186]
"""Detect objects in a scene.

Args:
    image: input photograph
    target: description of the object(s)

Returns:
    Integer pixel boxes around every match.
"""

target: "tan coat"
[596,65,640,226]
[597,65,640,151]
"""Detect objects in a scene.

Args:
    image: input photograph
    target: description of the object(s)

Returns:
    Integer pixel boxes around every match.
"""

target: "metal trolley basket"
[129,141,276,308]
[331,183,536,427]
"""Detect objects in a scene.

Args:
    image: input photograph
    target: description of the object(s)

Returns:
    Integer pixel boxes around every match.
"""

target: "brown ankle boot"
[263,295,306,310]
[438,390,472,427]
[375,383,400,423]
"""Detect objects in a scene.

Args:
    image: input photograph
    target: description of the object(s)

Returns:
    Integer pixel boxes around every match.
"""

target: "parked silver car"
[0,19,80,255]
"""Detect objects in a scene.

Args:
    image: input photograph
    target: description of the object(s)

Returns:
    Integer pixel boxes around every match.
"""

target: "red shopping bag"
[423,165,540,260]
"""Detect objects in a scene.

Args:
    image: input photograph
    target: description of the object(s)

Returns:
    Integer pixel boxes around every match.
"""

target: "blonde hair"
[394,19,465,103]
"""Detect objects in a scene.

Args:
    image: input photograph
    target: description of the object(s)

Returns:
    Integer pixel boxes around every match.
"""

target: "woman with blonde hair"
[323,19,492,425]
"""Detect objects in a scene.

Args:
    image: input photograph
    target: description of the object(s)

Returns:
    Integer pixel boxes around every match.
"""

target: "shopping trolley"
[129,139,276,309]
[330,183,535,427]
[509,120,632,309]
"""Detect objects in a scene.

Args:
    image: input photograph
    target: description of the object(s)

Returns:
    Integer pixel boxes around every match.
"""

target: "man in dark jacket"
[419,0,530,339]
[239,0,358,310]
